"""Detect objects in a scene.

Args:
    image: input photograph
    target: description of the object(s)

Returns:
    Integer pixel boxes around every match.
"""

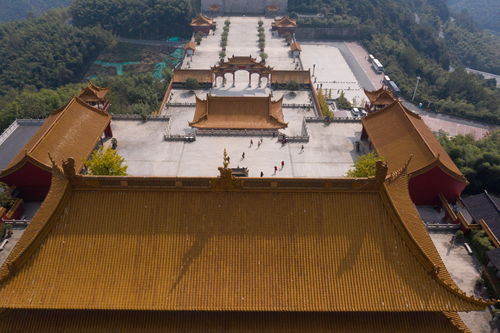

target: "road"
[337,41,495,139]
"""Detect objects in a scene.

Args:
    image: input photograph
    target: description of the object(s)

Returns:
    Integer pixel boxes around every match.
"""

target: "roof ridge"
[484,191,500,212]
[382,168,491,310]
[28,98,79,155]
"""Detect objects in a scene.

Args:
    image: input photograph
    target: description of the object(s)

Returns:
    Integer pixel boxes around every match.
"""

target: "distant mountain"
[0,0,72,22]
[448,0,500,33]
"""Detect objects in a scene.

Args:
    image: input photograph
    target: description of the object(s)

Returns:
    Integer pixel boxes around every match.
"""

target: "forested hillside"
[0,0,72,22]
[448,0,500,33]
[289,0,500,125]
[70,0,193,39]
[0,10,112,94]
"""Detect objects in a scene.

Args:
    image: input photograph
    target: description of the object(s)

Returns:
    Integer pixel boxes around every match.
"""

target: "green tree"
[85,147,128,176]
[0,182,14,210]
[185,78,200,90]
[347,152,384,177]
[286,80,299,91]
[336,91,352,109]
[317,89,332,118]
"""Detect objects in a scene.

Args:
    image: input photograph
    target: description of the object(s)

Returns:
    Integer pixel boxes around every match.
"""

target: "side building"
[0,95,112,201]
[0,157,489,331]
[361,101,468,205]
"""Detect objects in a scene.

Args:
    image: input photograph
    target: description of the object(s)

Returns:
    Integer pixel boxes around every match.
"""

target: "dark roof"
[487,248,500,270]
[0,120,43,170]
[462,191,500,238]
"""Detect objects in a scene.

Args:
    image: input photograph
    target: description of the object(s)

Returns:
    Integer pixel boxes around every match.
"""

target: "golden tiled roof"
[272,16,297,28]
[78,82,110,103]
[190,95,287,129]
[271,70,311,84]
[0,161,487,313]
[362,101,467,182]
[0,97,111,176]
[0,310,471,332]
[364,87,395,105]
[190,15,215,27]
[172,69,212,83]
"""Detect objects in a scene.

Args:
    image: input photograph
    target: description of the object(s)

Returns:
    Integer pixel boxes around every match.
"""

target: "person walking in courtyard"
[281,160,285,169]
[274,166,278,174]
[300,145,304,153]
[242,152,245,160]
[250,139,253,147]
[260,171,264,177]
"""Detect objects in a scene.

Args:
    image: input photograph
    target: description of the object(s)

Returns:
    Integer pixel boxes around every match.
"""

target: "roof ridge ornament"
[211,149,242,190]
[62,157,77,179]
[372,160,388,186]
[386,154,413,183]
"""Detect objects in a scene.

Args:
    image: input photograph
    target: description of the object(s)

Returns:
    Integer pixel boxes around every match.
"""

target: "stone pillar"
[232,72,236,87]
[248,72,252,87]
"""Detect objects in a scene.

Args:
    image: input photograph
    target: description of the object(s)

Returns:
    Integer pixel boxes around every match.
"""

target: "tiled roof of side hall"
[0,97,111,177]
[362,101,466,182]
[190,95,287,129]
[0,160,487,313]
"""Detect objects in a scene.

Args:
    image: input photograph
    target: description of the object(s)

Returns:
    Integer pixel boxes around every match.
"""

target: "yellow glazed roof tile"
[0,162,487,313]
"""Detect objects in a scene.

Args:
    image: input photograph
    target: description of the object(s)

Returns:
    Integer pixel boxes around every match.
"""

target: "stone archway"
[211,55,273,88]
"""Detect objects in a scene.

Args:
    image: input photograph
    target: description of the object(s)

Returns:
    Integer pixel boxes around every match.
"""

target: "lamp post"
[411,76,421,102]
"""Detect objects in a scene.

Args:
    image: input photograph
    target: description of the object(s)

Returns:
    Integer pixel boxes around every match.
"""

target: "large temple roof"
[190,95,287,129]
[362,101,467,183]
[0,97,111,176]
[0,160,487,313]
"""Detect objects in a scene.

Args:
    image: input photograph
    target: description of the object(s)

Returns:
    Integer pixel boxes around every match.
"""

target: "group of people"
[235,138,306,177]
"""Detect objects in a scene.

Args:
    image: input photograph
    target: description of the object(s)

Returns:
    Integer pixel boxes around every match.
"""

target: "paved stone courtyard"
[112,119,362,178]
[430,231,493,333]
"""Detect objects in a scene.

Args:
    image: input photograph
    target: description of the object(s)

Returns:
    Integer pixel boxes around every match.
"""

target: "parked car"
[351,108,361,117]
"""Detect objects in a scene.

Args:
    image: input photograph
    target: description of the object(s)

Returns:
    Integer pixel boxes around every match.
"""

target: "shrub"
[185,77,200,90]
[455,230,465,242]
[347,152,385,177]
[260,52,268,62]
[223,25,229,32]
[337,91,352,109]
[258,20,263,27]
[286,80,299,91]
[258,26,264,33]
[224,19,230,26]
[111,138,118,150]
[0,183,14,210]
[317,89,332,118]
[85,147,128,176]
[0,223,12,240]
[469,229,495,264]
[219,51,226,59]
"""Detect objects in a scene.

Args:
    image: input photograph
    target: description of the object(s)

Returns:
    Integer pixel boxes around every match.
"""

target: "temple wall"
[201,0,287,15]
